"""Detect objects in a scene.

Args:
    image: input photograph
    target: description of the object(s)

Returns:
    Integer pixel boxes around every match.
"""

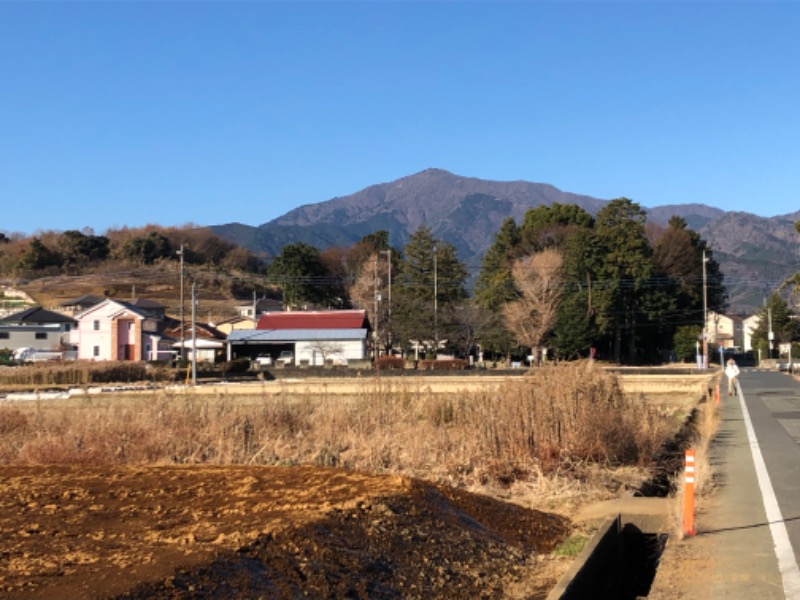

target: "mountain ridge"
[211,169,800,313]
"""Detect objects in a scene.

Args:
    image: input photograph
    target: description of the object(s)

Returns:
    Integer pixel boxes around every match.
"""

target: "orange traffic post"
[715,383,720,404]
[683,449,696,537]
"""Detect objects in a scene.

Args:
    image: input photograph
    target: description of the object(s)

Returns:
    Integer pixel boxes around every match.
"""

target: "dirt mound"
[0,465,569,599]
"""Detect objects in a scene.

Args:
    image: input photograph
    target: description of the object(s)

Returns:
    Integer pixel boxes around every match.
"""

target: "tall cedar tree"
[653,216,726,354]
[588,199,654,363]
[393,227,468,355]
[474,217,520,311]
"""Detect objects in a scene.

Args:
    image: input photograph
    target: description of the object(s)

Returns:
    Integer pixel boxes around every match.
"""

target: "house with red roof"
[227,310,371,366]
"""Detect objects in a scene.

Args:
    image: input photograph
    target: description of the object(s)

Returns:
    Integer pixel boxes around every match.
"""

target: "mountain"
[211,169,800,314]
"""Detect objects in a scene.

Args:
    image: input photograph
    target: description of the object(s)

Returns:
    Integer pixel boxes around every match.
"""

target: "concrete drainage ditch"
[547,509,670,599]
[549,380,717,599]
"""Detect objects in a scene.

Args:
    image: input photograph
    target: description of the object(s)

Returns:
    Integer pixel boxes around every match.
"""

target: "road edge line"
[737,384,800,598]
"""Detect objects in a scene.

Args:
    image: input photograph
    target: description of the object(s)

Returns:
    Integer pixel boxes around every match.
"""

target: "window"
[93,320,100,331]
[93,346,100,357]
[35,332,47,340]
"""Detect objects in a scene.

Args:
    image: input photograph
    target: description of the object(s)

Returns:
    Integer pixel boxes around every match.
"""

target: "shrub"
[0,361,150,387]
[418,359,467,371]
[222,358,251,374]
[375,356,405,370]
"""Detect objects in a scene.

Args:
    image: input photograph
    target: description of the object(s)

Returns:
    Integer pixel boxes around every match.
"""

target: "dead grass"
[667,386,721,539]
[0,361,675,500]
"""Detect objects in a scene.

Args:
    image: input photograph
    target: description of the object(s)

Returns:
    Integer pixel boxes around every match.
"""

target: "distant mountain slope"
[213,169,607,268]
[211,169,800,313]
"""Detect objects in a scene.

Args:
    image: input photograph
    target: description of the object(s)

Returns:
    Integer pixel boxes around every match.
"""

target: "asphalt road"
[707,368,800,598]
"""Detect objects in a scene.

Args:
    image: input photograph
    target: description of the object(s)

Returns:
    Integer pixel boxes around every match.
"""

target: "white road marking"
[737,384,800,598]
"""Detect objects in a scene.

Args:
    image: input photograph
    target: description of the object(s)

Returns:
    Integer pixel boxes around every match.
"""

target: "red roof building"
[256,310,370,331]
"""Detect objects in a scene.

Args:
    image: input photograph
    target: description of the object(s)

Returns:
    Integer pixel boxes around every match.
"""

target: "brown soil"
[0,465,570,600]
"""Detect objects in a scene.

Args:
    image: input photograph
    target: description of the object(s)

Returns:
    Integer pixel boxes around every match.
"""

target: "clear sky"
[2,1,798,236]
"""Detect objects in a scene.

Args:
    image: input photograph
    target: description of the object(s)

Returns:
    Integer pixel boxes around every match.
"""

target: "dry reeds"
[0,361,169,388]
[0,361,672,488]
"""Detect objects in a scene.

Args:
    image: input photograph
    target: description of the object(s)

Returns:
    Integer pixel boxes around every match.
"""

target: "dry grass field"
[0,362,716,599]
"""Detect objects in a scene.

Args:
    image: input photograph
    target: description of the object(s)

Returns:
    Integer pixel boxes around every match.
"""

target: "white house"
[742,314,761,352]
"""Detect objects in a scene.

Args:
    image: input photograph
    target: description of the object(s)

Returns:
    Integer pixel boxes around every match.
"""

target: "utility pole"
[385,249,392,351]
[433,244,438,354]
[768,306,774,358]
[177,245,185,363]
[702,250,709,369]
[191,281,197,385]
[374,255,379,358]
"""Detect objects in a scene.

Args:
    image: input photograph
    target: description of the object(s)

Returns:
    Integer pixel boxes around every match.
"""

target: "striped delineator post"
[683,449,696,537]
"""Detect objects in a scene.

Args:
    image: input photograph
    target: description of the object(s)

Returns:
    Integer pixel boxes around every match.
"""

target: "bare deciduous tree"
[307,340,346,365]
[348,252,392,351]
[503,248,563,359]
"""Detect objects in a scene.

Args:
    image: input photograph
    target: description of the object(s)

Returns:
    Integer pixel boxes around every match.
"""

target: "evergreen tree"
[58,230,110,269]
[591,198,654,363]
[751,293,797,359]
[393,227,468,355]
[519,203,594,252]
[269,242,341,310]
[474,217,520,311]
[652,216,726,360]
[123,231,172,265]
[16,238,61,271]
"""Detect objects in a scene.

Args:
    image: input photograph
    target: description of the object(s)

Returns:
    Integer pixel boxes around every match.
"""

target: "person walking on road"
[725,357,740,396]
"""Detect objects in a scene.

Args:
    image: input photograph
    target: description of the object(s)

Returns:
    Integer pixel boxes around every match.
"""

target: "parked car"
[254,354,273,367]
[276,350,294,366]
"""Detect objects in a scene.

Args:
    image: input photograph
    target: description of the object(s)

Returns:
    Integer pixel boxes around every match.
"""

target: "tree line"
[267,198,728,364]
[0,225,265,277]
[2,200,734,364]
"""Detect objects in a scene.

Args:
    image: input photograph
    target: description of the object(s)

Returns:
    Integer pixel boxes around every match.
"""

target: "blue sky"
[1,1,798,236]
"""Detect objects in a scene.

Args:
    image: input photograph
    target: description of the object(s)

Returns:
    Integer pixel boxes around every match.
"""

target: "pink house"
[71,298,172,361]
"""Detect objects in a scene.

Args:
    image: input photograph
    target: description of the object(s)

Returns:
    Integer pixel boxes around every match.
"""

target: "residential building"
[57,295,104,316]
[705,311,744,350]
[0,307,76,353]
[213,315,256,336]
[235,297,283,320]
[743,314,761,352]
[71,298,173,361]
[162,321,226,363]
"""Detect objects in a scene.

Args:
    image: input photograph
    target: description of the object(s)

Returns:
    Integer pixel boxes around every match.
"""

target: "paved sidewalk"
[648,369,787,599]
